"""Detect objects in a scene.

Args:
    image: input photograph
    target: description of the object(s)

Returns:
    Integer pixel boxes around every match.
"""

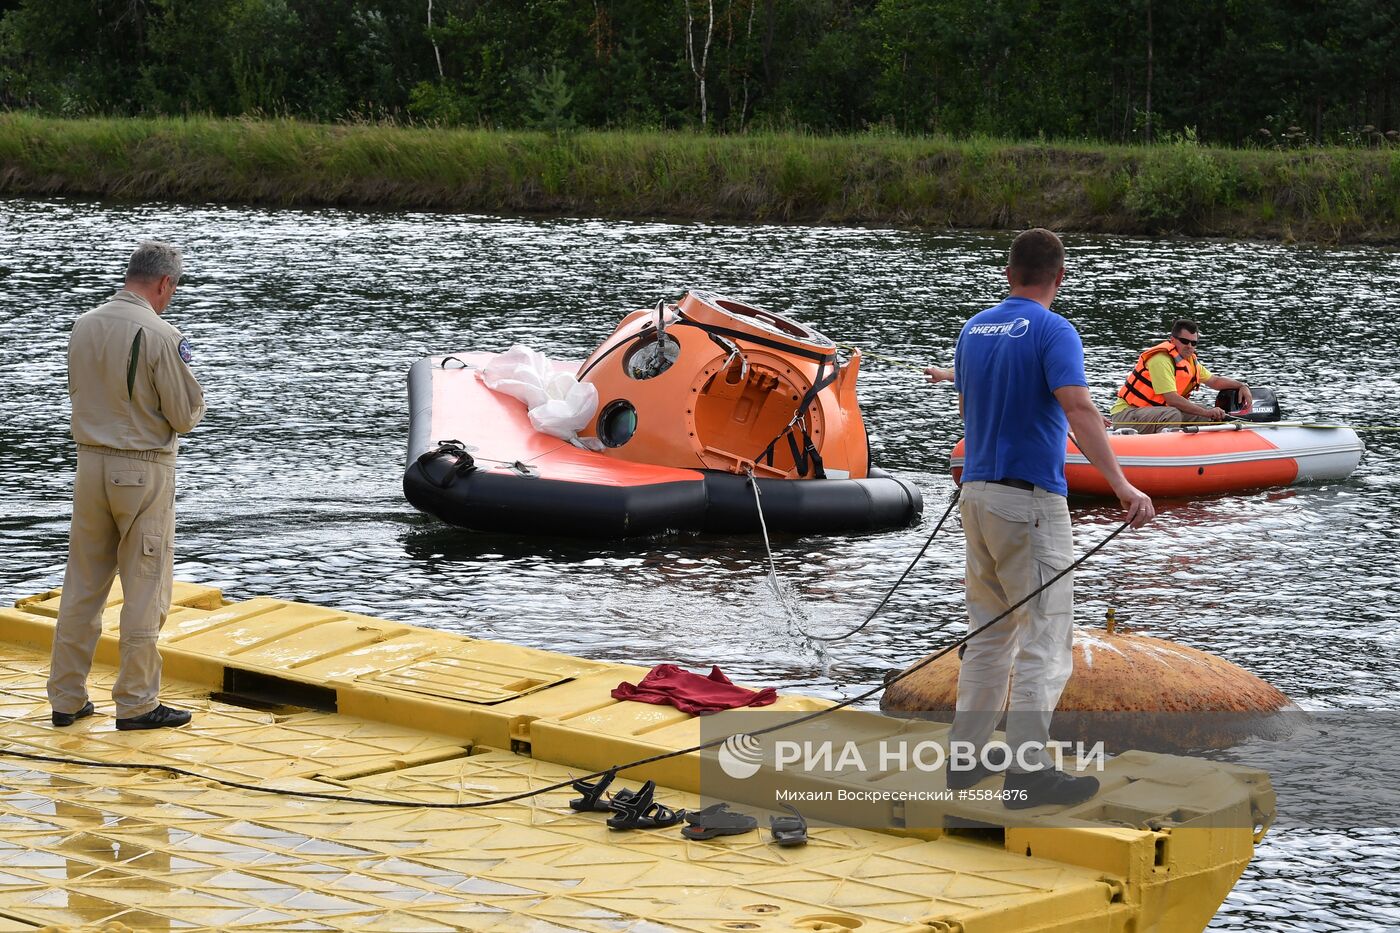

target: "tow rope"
[0,335,1138,810]
[5,351,1366,806]
[745,467,961,642]
[834,342,932,374]
[839,343,1400,434]
[1113,420,1400,431]
[0,513,1132,809]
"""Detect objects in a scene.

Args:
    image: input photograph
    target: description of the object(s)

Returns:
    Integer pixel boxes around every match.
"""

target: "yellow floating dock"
[0,582,1273,932]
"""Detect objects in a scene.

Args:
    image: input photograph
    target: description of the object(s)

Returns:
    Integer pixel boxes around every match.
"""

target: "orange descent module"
[577,290,869,478]
[404,291,922,537]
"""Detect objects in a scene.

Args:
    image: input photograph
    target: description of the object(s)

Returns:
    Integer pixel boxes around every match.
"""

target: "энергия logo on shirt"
[966,317,1030,338]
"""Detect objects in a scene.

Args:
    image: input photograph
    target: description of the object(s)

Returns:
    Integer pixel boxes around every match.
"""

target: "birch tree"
[684,0,715,125]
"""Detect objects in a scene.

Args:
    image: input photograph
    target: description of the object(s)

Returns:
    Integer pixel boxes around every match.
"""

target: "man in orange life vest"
[1108,318,1253,434]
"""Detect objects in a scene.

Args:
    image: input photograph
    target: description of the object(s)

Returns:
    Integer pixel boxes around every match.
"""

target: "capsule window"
[623,333,681,380]
[598,400,638,447]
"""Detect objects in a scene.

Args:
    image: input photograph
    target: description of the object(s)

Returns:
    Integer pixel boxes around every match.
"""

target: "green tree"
[525,64,575,132]
[0,0,1396,143]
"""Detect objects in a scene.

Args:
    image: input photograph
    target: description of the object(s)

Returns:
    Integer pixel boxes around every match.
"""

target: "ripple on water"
[2,198,1398,930]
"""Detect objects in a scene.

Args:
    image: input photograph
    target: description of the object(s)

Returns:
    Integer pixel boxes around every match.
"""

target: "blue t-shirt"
[953,297,1086,496]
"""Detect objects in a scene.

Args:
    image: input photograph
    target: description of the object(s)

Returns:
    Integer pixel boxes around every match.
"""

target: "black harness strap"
[667,307,840,479]
[577,332,649,381]
[784,424,825,479]
[672,311,835,363]
[755,357,839,479]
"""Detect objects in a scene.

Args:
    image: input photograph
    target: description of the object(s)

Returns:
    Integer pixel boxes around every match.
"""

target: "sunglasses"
[1175,335,1199,346]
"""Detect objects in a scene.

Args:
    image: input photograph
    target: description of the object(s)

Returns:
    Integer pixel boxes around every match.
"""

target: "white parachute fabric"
[482,346,604,451]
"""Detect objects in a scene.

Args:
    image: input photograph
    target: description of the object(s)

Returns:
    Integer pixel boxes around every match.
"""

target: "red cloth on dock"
[611,664,778,715]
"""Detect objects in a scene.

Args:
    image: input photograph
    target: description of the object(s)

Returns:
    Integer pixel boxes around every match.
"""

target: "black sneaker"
[946,762,995,791]
[52,700,95,727]
[116,704,192,731]
[1002,769,1100,810]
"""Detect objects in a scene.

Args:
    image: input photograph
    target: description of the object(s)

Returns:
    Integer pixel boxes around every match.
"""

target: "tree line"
[1,0,1397,147]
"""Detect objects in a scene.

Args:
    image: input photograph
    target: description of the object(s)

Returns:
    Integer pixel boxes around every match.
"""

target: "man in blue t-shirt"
[945,228,1154,809]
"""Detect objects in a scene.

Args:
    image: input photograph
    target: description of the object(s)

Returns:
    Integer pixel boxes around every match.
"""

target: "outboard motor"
[1216,386,1282,422]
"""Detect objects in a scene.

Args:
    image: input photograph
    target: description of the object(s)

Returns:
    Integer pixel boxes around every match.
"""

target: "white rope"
[744,467,806,630]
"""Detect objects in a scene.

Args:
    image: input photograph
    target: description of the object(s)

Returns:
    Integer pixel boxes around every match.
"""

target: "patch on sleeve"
[178,338,193,364]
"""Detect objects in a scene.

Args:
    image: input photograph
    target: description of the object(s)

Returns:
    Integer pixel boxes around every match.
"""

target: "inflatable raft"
[405,291,922,536]
[951,422,1364,498]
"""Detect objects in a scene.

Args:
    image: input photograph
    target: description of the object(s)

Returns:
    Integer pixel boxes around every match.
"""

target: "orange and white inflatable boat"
[405,291,922,537]
[950,423,1364,498]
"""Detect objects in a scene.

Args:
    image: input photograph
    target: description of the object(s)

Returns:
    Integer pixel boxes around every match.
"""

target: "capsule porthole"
[623,333,681,380]
[598,400,638,447]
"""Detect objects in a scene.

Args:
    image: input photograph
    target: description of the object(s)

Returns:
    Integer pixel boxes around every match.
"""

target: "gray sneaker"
[52,700,95,727]
[946,762,996,790]
[116,704,192,731]
[1002,769,1100,809]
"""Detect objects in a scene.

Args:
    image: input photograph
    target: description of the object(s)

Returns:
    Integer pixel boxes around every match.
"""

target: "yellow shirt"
[1110,354,1212,414]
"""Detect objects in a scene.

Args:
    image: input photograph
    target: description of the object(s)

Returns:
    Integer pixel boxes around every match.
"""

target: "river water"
[1,198,1397,930]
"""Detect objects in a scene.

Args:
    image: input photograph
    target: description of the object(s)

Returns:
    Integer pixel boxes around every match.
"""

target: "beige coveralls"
[47,291,205,719]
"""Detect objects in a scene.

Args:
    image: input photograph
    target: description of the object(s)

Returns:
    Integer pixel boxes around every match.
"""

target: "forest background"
[3,0,1398,143]
[1,0,1398,241]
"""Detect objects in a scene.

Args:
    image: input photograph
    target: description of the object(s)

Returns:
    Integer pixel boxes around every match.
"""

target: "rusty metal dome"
[881,617,1299,752]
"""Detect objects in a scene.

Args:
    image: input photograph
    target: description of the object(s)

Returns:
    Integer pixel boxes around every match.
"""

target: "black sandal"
[606,781,684,830]
[574,767,630,812]
[570,769,636,813]
[681,802,758,840]
[769,803,808,846]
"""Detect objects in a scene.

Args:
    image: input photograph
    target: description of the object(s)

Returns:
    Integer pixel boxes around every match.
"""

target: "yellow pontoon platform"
[0,583,1273,932]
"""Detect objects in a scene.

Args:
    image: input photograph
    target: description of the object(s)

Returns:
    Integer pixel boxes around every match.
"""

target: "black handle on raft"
[417,439,477,488]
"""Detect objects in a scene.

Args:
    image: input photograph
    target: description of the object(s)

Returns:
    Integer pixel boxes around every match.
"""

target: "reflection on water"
[1,198,1397,930]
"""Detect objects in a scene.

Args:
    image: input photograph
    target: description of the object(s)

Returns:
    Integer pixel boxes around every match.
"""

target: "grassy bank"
[2,114,1398,244]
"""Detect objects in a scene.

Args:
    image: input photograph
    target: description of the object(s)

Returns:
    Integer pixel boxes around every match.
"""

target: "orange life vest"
[1116,341,1202,408]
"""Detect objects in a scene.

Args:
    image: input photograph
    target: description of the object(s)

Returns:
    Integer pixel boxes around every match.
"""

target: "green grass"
[1,113,1396,243]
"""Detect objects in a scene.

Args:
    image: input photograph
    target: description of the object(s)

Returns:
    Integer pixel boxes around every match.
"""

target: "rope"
[0,746,571,809]
[0,517,1132,810]
[743,468,805,631]
[1110,420,1400,431]
[834,342,937,374]
[835,344,1395,433]
[745,468,962,643]
[804,490,961,642]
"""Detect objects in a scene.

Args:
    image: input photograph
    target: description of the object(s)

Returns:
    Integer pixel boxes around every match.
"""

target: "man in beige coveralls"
[48,241,205,731]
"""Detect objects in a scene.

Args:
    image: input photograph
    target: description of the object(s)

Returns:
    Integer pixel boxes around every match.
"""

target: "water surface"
[1,198,1397,930]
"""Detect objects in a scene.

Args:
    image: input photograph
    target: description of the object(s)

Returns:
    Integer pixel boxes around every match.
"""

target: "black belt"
[988,478,1035,490]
